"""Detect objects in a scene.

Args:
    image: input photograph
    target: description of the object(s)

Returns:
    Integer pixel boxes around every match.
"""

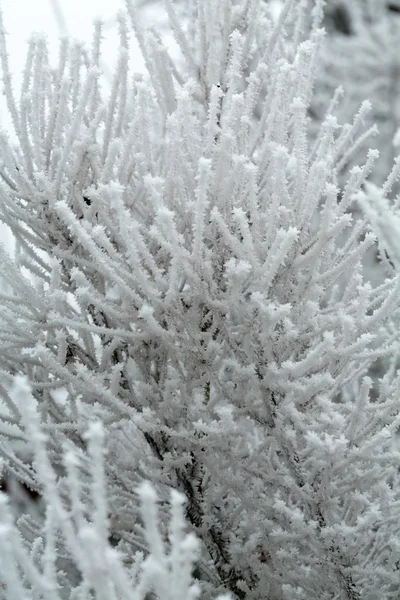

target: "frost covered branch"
[0,0,399,599]
[0,377,225,600]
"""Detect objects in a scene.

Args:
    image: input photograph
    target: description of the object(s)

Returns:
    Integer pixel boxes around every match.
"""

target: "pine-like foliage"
[0,1,400,599]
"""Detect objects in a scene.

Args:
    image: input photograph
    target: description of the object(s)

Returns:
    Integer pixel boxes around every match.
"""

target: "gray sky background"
[2,0,125,71]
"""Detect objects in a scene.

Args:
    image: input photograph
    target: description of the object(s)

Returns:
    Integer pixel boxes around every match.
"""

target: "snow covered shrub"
[1,0,400,598]
[311,0,400,303]
[313,0,400,188]
[0,376,219,600]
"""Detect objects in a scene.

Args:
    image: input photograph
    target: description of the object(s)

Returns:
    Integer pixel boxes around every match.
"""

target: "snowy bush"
[1,0,400,598]
[0,376,220,600]
[313,0,400,189]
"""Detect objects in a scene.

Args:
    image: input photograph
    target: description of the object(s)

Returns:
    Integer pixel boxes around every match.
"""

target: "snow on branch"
[0,0,399,599]
[357,181,400,271]
[0,377,227,600]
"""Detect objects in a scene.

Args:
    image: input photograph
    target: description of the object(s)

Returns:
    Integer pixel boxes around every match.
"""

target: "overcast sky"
[2,0,125,68]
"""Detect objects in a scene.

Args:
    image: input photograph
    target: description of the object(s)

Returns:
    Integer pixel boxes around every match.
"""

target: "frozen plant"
[0,0,400,599]
[0,376,224,600]
[357,180,400,272]
[312,0,400,189]
[310,0,400,298]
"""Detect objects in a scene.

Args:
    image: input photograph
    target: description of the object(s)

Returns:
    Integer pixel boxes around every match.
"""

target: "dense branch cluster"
[313,0,400,189]
[0,1,400,599]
